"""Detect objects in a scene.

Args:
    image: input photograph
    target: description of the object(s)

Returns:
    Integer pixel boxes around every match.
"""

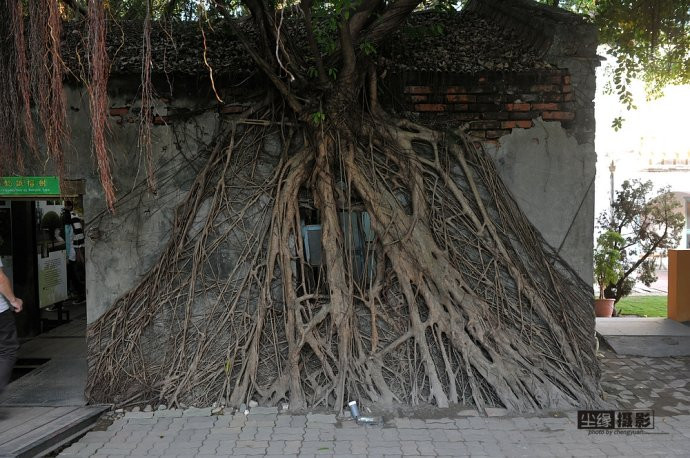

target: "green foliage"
[598,179,685,302]
[540,0,689,126]
[310,110,326,125]
[593,230,625,299]
[359,40,376,56]
[597,0,690,100]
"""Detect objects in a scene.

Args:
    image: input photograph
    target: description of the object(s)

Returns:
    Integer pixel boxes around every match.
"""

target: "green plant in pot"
[594,230,625,317]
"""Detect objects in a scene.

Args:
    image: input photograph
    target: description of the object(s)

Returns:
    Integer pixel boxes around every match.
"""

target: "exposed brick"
[476,94,505,103]
[530,84,559,92]
[451,104,469,112]
[446,94,476,103]
[465,86,494,94]
[452,112,480,121]
[563,92,574,102]
[505,103,531,112]
[481,112,510,120]
[152,115,169,125]
[562,84,572,93]
[531,103,560,111]
[486,129,511,139]
[469,120,501,130]
[542,111,575,121]
[469,103,501,112]
[501,120,533,129]
[509,111,538,120]
[414,103,446,112]
[516,93,540,102]
[404,86,432,94]
[560,102,575,111]
[410,95,428,102]
[563,75,572,85]
[446,86,468,93]
[109,107,130,116]
[548,74,563,84]
[541,93,564,102]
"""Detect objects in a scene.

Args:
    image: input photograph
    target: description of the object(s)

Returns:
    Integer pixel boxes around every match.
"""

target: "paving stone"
[249,406,278,414]
[154,409,183,418]
[306,413,337,423]
[183,406,214,417]
[186,415,217,424]
[124,411,154,419]
[233,447,268,455]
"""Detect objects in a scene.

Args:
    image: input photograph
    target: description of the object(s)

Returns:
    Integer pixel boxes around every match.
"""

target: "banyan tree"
[0,0,607,413]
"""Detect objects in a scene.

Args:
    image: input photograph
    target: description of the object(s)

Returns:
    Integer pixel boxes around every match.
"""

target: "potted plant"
[593,230,624,317]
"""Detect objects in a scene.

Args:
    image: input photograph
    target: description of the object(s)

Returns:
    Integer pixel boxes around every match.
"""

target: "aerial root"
[87,116,605,413]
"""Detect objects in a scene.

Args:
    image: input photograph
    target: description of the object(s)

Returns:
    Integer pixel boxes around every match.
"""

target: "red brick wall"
[108,69,574,142]
[397,69,574,141]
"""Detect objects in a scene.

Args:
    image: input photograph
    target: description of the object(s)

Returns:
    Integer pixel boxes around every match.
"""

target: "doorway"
[0,178,89,406]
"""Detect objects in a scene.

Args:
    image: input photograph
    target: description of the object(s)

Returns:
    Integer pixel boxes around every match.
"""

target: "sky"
[596,83,690,162]
[594,52,690,225]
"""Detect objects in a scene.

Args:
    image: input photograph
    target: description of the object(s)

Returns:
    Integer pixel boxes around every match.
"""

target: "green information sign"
[0,176,60,196]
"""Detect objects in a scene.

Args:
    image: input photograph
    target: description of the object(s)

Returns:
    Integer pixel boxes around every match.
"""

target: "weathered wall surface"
[393,69,576,140]
[27,0,599,323]
[486,118,595,281]
[62,84,219,322]
[397,0,599,282]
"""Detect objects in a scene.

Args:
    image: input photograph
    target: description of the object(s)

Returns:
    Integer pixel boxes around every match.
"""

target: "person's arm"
[0,269,22,313]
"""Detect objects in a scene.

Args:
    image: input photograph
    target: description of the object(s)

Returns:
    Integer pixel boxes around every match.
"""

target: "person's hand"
[10,297,22,313]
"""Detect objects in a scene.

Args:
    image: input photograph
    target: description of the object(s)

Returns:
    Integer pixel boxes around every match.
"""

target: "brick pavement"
[59,352,690,457]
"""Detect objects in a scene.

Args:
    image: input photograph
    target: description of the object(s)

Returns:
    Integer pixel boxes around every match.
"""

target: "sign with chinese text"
[0,176,60,196]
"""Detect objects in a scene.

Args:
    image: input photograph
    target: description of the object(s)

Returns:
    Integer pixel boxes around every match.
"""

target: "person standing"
[0,259,22,396]
[63,201,85,301]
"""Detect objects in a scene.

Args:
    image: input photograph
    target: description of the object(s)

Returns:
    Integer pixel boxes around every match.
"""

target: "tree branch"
[348,0,382,43]
[213,1,303,113]
[362,0,423,47]
[242,0,278,65]
[299,0,329,86]
[614,227,666,302]
[338,19,357,88]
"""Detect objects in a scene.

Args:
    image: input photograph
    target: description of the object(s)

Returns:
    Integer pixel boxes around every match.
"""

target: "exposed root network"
[87,113,604,413]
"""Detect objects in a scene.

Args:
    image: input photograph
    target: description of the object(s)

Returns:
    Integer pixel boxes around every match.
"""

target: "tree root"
[86,114,605,413]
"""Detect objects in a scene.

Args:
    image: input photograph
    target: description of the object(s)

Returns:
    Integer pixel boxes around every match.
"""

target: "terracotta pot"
[594,298,615,317]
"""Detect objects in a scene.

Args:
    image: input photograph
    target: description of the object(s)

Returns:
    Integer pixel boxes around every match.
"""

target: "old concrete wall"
[52,81,596,325]
[61,84,220,323]
[486,118,595,282]
[457,0,599,283]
